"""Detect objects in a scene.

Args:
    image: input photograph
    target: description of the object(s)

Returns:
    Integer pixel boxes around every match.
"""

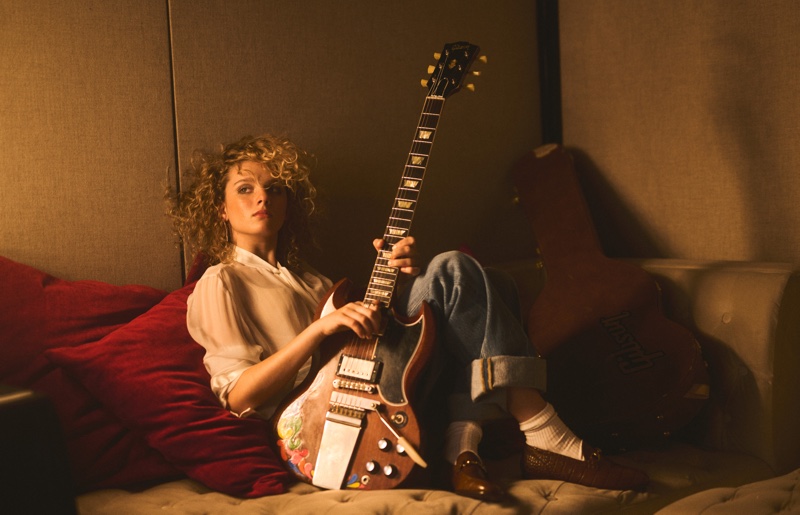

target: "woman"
[170,134,648,501]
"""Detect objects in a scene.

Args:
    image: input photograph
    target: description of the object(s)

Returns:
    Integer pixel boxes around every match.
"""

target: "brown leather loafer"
[452,451,505,502]
[521,444,649,492]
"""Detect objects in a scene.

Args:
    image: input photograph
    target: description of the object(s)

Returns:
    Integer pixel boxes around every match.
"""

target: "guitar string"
[348,94,443,370]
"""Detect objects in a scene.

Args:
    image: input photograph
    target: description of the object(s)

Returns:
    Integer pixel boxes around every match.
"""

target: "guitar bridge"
[329,391,379,413]
[337,354,381,383]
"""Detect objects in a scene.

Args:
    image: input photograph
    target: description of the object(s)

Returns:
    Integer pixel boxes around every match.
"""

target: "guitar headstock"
[423,41,483,98]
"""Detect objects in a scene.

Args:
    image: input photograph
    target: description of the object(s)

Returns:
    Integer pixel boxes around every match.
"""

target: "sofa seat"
[656,467,800,514]
[76,442,774,514]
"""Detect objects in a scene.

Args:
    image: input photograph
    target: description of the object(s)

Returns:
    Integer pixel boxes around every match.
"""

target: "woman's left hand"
[373,236,422,279]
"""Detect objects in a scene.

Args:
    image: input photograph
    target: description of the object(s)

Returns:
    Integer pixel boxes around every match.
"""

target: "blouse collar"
[234,246,283,274]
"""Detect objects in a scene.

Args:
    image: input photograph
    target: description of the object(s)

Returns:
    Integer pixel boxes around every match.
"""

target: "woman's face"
[221,160,288,255]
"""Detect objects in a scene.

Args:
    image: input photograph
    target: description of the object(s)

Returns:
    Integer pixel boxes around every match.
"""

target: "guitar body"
[272,279,435,490]
[513,144,710,450]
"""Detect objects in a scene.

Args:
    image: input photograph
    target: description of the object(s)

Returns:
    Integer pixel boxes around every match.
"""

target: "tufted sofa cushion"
[655,467,800,514]
[76,443,775,514]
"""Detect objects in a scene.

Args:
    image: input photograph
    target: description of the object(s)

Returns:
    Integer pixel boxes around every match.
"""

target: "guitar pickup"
[337,354,381,383]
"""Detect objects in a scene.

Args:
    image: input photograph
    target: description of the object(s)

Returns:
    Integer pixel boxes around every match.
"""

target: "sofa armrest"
[0,385,77,514]
[497,258,800,474]
[634,259,800,475]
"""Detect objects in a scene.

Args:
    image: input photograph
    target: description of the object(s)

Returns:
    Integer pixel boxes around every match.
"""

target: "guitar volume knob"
[383,464,397,477]
[365,460,379,473]
[378,438,391,451]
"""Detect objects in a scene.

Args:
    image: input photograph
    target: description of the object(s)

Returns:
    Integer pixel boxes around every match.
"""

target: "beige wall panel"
[0,0,182,290]
[169,0,541,283]
[560,0,800,263]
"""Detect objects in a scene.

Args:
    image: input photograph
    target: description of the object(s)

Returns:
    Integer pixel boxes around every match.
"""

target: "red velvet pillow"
[46,281,291,497]
[0,256,179,491]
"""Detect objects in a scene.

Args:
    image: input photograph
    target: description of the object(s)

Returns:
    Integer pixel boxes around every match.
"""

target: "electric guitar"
[272,42,483,490]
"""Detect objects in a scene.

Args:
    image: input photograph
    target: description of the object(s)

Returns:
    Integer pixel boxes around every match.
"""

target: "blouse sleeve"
[186,269,263,411]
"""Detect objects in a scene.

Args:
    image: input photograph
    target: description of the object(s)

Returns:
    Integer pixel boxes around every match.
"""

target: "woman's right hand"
[314,301,382,340]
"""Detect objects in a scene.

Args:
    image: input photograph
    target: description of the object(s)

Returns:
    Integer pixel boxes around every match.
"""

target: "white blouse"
[186,246,333,418]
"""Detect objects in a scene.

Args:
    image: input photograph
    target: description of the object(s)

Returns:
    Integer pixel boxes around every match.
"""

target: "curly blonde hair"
[168,134,317,269]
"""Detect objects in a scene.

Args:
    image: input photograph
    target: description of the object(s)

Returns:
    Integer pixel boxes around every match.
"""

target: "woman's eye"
[238,185,253,194]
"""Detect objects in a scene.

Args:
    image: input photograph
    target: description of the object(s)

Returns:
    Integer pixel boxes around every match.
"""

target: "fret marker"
[388,228,406,237]
[411,156,425,166]
[418,130,433,140]
[396,200,413,209]
[403,179,420,189]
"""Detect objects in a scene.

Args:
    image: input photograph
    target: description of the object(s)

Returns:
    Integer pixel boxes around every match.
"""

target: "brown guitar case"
[513,144,710,451]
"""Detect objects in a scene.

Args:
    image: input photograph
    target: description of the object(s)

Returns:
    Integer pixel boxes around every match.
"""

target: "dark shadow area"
[568,146,669,259]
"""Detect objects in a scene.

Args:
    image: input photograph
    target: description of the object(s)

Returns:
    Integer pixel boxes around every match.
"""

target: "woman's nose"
[256,186,269,204]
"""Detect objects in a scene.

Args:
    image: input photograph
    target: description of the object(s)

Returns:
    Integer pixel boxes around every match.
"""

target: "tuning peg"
[427,65,436,74]
[470,70,481,76]
[479,55,488,63]
[465,84,476,92]
[433,52,441,60]
[420,79,429,87]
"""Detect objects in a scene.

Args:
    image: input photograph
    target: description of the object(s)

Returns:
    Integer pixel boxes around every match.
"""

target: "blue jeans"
[396,251,547,421]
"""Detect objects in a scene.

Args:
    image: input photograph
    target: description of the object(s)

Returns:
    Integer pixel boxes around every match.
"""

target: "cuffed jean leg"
[396,251,546,419]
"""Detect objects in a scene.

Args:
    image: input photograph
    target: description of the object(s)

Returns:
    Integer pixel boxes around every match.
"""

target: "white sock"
[519,403,584,461]
[444,420,483,465]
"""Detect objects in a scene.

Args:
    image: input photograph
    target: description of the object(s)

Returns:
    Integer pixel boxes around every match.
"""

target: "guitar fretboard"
[364,96,445,308]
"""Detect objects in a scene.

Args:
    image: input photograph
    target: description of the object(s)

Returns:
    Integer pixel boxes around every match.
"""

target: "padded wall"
[1,1,540,290]
[169,0,542,283]
[559,0,800,264]
[0,0,182,290]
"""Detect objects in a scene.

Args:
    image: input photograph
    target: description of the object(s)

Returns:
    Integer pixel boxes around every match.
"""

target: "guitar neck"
[364,95,446,308]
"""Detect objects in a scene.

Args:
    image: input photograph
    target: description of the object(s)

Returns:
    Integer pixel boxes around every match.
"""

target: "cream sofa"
[62,257,800,514]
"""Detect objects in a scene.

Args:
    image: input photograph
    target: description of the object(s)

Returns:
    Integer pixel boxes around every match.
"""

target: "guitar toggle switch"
[376,409,428,468]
